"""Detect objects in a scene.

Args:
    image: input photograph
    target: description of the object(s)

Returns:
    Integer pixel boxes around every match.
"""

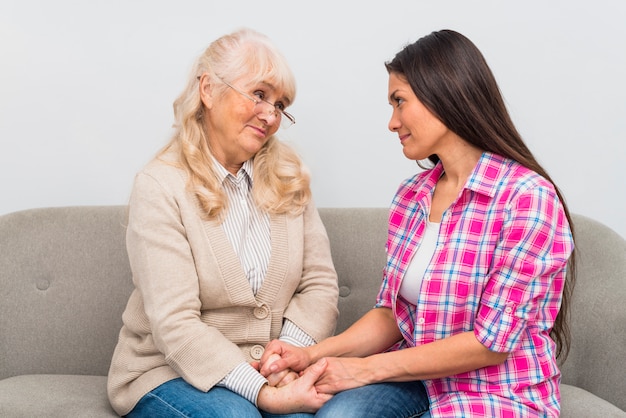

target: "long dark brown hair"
[385,29,575,360]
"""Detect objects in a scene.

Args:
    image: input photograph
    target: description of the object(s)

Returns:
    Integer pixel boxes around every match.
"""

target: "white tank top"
[398,220,440,304]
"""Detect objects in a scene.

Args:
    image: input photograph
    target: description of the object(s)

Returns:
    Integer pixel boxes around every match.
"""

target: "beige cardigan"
[107,157,339,415]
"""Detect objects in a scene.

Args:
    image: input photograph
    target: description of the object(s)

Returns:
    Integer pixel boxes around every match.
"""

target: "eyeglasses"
[218,77,296,129]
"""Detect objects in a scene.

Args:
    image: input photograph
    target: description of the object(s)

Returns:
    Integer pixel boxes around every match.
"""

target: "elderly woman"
[107,28,339,417]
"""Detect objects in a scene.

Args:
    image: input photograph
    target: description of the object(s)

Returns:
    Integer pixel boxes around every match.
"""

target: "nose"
[257,111,279,126]
[388,110,400,132]
[256,102,280,126]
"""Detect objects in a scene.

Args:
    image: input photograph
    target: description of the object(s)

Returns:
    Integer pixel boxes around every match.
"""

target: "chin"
[402,149,421,161]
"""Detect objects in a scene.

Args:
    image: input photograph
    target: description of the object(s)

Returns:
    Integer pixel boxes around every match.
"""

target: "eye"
[391,94,405,107]
[274,101,286,111]
[253,90,266,101]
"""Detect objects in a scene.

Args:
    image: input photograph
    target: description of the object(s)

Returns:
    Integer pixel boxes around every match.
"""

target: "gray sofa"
[0,206,624,417]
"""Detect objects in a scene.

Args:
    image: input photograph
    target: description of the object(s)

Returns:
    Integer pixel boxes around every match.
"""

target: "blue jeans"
[315,381,430,418]
[125,377,313,418]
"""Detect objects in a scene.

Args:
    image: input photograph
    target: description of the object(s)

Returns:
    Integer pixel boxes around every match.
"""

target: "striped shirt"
[214,159,315,404]
[376,152,574,417]
[219,159,271,295]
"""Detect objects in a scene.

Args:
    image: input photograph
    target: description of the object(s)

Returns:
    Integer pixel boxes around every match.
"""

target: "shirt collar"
[414,152,509,199]
[212,157,255,187]
[465,152,510,198]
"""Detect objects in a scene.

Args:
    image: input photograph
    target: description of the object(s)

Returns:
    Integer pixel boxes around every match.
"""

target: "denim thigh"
[125,377,262,418]
[126,377,316,418]
[315,381,430,418]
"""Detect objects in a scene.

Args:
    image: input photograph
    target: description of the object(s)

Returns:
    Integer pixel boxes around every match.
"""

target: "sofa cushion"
[561,384,626,417]
[0,375,117,417]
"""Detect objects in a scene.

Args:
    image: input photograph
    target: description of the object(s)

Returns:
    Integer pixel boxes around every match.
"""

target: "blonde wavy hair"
[159,28,310,220]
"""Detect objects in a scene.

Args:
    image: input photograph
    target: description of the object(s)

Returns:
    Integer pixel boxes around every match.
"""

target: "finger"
[259,343,286,375]
[249,361,260,371]
[259,340,283,366]
[314,374,342,395]
[266,369,289,387]
[260,353,283,378]
[298,358,328,386]
[276,371,299,387]
[260,356,292,377]
[315,383,336,395]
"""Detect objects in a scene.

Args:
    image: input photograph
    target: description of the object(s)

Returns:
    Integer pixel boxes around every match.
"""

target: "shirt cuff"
[218,362,268,406]
[279,319,316,347]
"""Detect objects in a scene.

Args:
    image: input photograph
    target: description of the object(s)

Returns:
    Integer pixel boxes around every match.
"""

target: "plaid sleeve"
[375,266,394,309]
[474,185,574,353]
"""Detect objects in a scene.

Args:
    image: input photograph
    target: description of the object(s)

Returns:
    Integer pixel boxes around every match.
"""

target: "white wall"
[1,0,625,238]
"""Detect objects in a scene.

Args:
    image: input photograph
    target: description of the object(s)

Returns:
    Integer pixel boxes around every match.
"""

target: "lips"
[248,124,267,137]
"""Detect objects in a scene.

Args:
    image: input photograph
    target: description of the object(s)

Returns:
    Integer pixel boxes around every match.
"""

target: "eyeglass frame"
[213,76,296,128]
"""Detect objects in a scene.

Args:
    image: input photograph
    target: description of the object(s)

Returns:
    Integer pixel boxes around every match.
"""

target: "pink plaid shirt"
[376,152,574,417]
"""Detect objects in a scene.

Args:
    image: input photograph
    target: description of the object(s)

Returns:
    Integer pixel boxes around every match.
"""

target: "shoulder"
[474,153,555,198]
[134,152,187,193]
[126,151,195,217]
[502,161,557,205]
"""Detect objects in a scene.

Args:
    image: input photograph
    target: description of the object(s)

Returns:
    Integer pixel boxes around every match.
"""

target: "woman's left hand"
[313,357,371,394]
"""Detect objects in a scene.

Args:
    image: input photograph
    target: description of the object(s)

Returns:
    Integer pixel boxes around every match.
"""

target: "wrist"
[257,384,294,415]
[256,384,276,412]
[305,334,338,363]
[366,353,394,383]
[303,345,319,365]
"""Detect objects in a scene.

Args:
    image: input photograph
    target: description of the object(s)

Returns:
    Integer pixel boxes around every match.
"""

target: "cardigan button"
[253,305,270,319]
[250,344,265,360]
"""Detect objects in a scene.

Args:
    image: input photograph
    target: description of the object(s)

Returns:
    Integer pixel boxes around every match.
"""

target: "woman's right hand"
[259,340,312,376]
[256,358,332,414]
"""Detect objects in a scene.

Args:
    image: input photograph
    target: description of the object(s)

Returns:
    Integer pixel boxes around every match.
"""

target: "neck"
[438,144,483,187]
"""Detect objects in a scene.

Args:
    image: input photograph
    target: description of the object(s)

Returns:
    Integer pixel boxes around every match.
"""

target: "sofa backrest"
[0,206,133,379]
[318,208,388,333]
[0,206,624,410]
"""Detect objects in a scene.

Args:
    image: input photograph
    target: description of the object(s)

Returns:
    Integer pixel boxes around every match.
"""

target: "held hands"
[259,339,371,396]
[256,358,332,414]
[255,353,299,387]
[259,339,312,376]
[253,342,333,414]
